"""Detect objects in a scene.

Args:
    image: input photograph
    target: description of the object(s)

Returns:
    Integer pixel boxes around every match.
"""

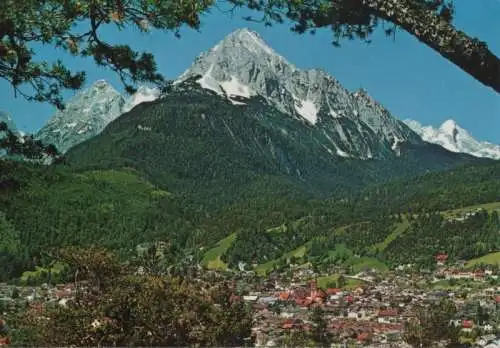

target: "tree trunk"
[362,0,500,93]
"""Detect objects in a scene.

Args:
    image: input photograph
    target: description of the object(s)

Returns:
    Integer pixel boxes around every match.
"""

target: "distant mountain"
[175,28,421,160]
[40,28,426,160]
[404,119,500,160]
[35,80,125,154]
[28,28,485,206]
[65,76,483,206]
[36,81,161,154]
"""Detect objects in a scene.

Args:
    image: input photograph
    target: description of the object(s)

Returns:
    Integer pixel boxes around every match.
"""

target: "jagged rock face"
[36,81,162,154]
[405,119,500,160]
[34,28,496,162]
[176,28,422,159]
[353,89,421,145]
[36,80,126,153]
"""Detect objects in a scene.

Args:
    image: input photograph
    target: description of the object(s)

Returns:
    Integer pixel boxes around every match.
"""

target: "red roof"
[378,309,398,317]
[0,337,10,345]
[282,319,294,329]
[357,332,371,342]
[344,295,354,303]
[279,292,290,301]
[495,296,500,303]
[282,319,304,329]
[462,320,474,328]
[327,288,341,295]
[295,298,313,307]
[311,289,327,299]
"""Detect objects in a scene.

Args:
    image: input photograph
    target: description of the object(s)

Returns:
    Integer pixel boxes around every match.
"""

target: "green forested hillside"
[1,83,499,280]
[356,160,500,213]
[64,83,485,208]
[1,155,498,280]
[221,205,500,274]
[209,160,500,272]
[383,210,500,266]
[0,161,199,281]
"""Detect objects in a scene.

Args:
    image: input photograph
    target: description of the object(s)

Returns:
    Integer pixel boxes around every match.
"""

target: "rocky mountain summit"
[175,28,421,159]
[36,81,161,154]
[35,80,125,154]
[31,28,497,162]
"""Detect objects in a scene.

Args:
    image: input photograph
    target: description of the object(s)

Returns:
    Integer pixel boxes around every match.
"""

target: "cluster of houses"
[434,253,495,280]
[235,278,415,346]
[224,260,500,347]
[448,208,487,223]
[0,281,78,345]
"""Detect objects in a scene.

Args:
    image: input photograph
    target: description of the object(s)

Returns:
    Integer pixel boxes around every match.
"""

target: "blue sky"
[1,0,499,143]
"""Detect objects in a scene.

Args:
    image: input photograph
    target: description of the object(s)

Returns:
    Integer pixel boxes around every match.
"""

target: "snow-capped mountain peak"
[175,27,295,107]
[175,28,421,159]
[35,28,427,160]
[218,28,281,57]
[440,119,457,131]
[404,119,500,160]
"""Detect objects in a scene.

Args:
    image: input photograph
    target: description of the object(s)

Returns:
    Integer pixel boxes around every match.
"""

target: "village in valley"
[2,249,500,347]
[242,252,500,347]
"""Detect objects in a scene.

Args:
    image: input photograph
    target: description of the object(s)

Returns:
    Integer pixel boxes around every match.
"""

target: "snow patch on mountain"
[176,27,422,159]
[294,99,318,125]
[123,86,161,113]
[220,77,255,100]
[404,119,500,160]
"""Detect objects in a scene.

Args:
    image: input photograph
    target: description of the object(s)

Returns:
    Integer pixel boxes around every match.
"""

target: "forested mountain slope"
[64,79,485,208]
[1,156,498,281]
